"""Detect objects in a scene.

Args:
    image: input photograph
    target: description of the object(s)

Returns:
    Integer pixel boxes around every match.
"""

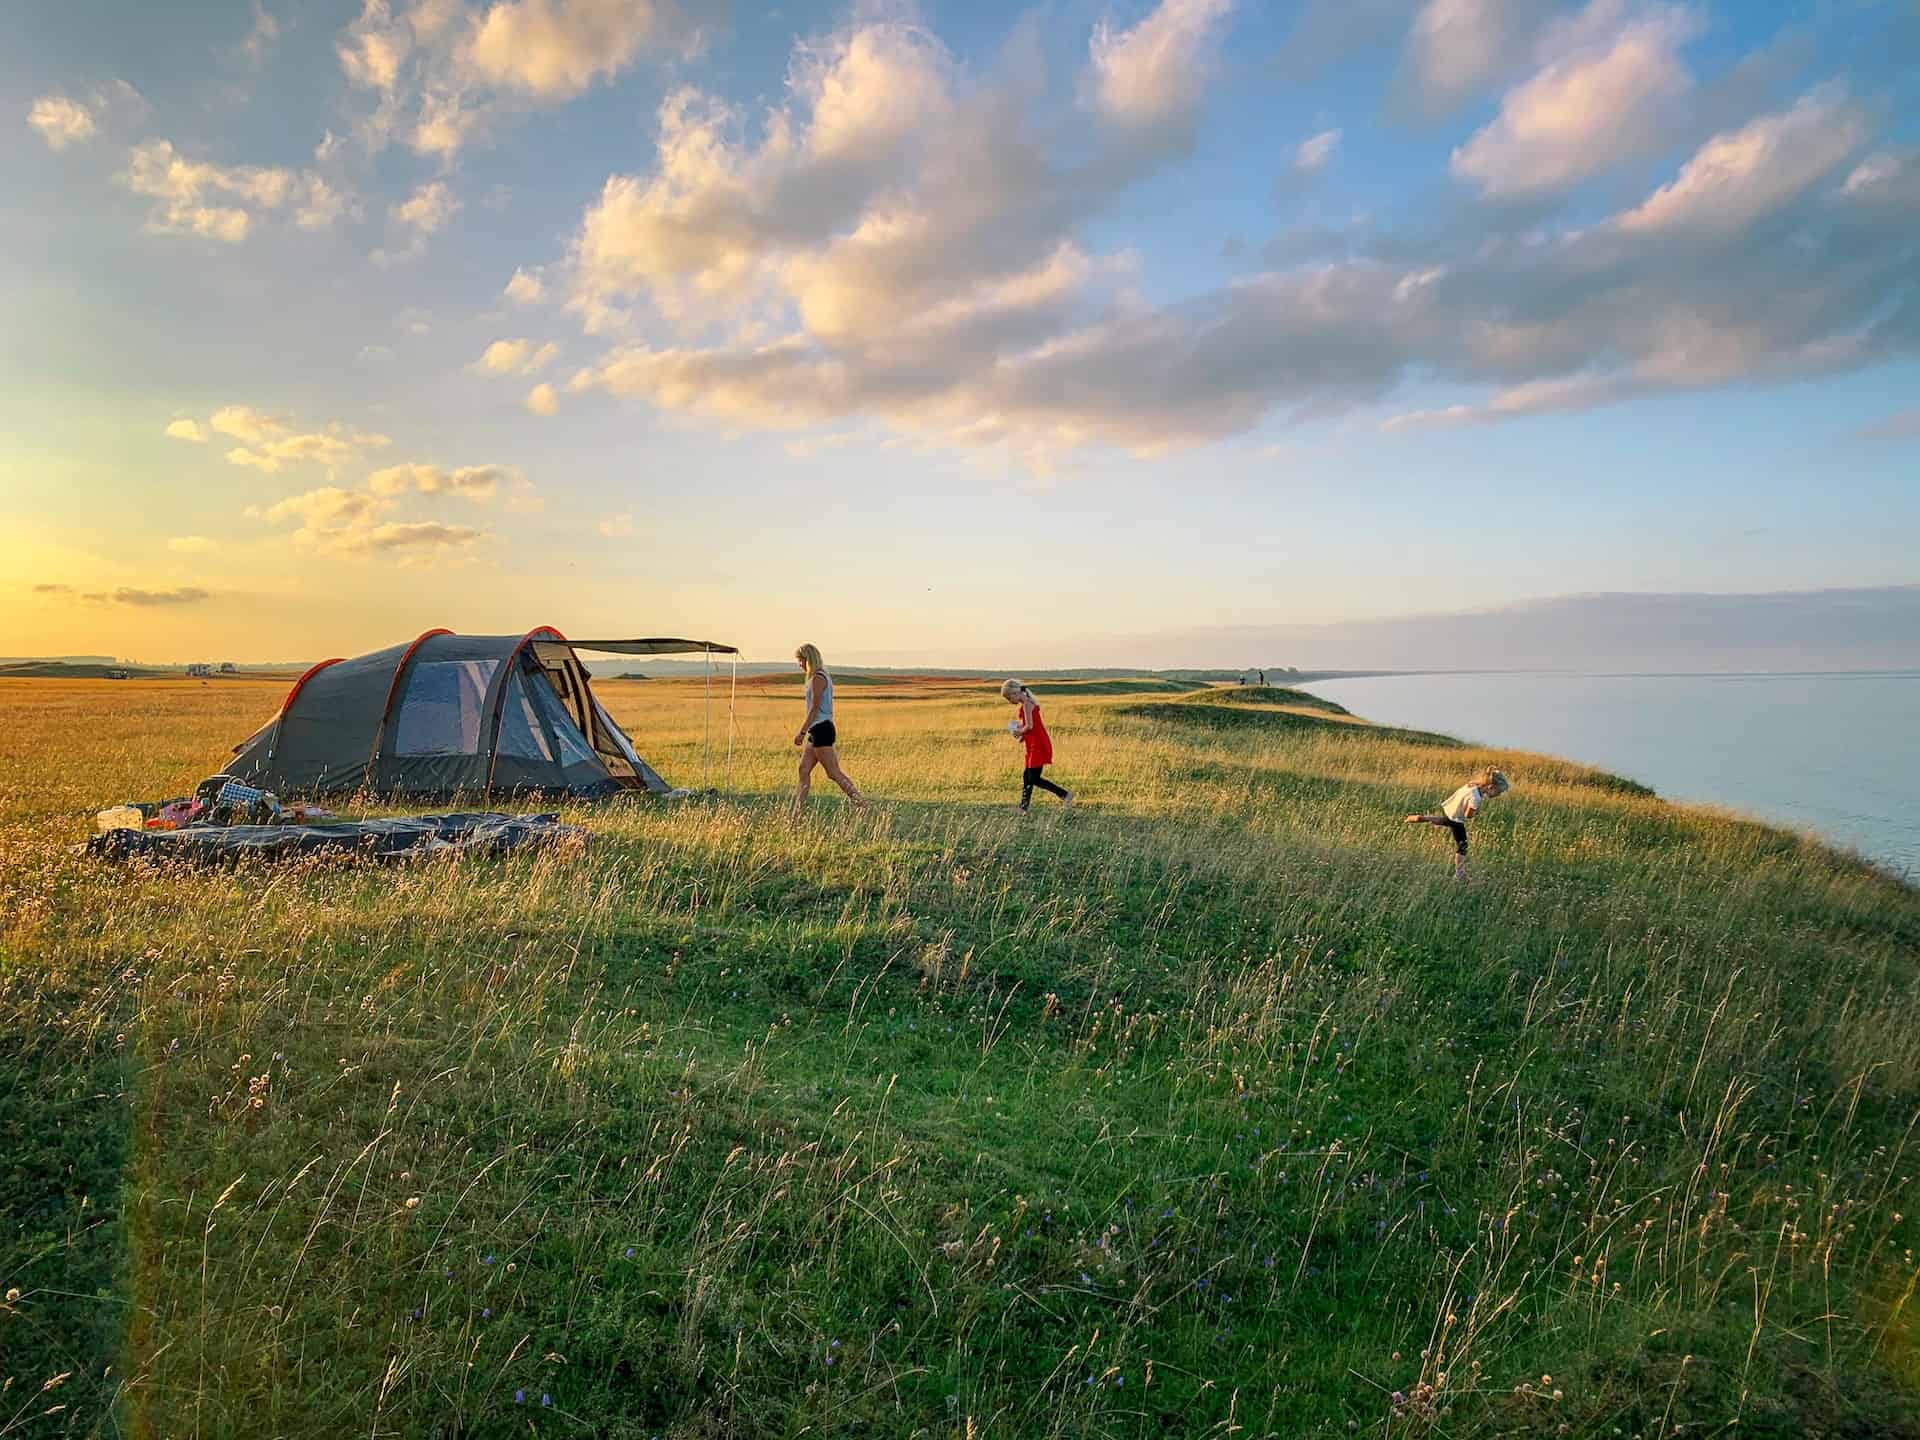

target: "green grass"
[2,676,1917,1437]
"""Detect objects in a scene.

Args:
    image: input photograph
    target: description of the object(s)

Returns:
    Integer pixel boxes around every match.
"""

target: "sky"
[3,0,1917,669]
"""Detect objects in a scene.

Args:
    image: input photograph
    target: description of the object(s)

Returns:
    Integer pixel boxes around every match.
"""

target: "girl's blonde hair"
[1000,678,1031,702]
[1476,767,1511,796]
[795,643,825,675]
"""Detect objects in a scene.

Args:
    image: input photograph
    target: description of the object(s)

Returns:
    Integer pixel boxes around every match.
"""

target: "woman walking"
[793,643,865,815]
[1002,679,1074,814]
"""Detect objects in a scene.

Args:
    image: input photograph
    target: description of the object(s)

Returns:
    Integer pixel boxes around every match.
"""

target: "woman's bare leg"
[818,746,866,806]
[794,745,819,814]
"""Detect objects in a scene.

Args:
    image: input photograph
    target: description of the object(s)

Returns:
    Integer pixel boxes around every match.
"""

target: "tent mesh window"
[496,665,556,762]
[394,659,499,756]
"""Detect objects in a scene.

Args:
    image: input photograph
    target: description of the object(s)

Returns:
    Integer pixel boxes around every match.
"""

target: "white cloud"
[1088,0,1233,132]
[367,461,518,502]
[598,513,634,537]
[1619,88,1868,236]
[167,535,217,554]
[262,486,393,529]
[1403,0,1555,113]
[119,139,348,243]
[1451,2,1697,198]
[332,520,486,554]
[164,418,208,443]
[202,405,390,473]
[337,0,720,159]
[1294,128,1341,175]
[28,95,98,151]
[476,338,559,374]
[526,382,559,416]
[466,0,680,98]
[537,5,1911,461]
[375,180,461,264]
[504,266,546,304]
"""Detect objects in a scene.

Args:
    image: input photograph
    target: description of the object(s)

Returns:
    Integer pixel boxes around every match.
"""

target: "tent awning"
[572,638,739,656]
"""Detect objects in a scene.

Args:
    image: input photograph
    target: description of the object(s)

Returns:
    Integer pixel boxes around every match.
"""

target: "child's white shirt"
[1442,784,1483,821]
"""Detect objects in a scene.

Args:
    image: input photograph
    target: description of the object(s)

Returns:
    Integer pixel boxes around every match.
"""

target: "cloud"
[375,179,460,264]
[561,1,1232,429]
[1619,87,1869,235]
[32,583,73,594]
[197,405,390,473]
[83,587,212,607]
[262,486,393,529]
[1402,0,1555,114]
[467,0,685,98]
[526,382,559,415]
[164,418,208,443]
[598,513,634,537]
[476,338,559,374]
[120,139,348,243]
[1294,128,1341,175]
[330,521,486,554]
[28,95,98,151]
[167,536,217,554]
[1451,2,1697,198]
[27,83,146,151]
[541,6,1911,460]
[367,462,522,502]
[504,267,546,303]
[337,0,720,159]
[395,178,459,233]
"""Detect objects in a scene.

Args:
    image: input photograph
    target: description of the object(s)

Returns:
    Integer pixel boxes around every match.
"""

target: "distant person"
[1002,679,1074,814]
[792,644,865,815]
[1405,768,1511,881]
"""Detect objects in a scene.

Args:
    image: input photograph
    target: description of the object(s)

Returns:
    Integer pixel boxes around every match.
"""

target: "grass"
[2,673,1918,1438]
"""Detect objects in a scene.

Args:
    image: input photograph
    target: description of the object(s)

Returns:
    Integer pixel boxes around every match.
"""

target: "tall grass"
[1,675,1916,1438]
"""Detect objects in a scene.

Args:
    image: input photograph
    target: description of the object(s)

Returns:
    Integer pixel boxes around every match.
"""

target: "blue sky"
[3,0,1916,666]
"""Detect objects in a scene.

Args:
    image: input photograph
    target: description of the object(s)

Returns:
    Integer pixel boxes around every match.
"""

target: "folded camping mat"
[87,812,587,865]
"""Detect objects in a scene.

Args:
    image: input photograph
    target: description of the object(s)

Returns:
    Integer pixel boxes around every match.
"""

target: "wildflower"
[515,1390,525,1404]
[482,1308,492,1319]
[482,1254,496,1265]
[404,1197,420,1210]
[4,1288,18,1302]
[542,1394,552,1408]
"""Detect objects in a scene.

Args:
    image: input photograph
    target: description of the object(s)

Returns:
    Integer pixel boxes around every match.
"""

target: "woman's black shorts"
[807,720,837,748]
[1442,818,1468,855]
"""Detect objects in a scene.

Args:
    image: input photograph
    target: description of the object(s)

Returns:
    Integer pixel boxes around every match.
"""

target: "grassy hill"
[2,677,1917,1437]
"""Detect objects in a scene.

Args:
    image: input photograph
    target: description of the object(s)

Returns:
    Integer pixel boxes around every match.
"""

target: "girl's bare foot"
[1404,814,1423,824]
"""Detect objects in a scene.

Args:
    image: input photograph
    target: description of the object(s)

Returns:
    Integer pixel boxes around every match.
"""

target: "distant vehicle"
[186,663,212,678]
[219,662,238,674]
[108,669,129,680]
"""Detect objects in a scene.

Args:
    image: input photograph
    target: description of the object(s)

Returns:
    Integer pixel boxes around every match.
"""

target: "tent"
[228,627,737,799]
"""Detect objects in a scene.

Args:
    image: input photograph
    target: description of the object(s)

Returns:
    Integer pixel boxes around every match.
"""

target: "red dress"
[1022,701,1053,767]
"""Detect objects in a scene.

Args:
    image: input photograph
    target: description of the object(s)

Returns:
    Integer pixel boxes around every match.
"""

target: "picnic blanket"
[87,812,586,865]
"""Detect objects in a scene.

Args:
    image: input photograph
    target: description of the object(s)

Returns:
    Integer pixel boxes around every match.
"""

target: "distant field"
[3,674,1917,1438]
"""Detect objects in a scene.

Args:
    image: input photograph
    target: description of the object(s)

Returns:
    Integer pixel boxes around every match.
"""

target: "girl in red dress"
[1001,679,1074,813]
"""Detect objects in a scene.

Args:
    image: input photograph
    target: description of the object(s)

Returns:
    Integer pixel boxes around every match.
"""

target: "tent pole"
[702,646,713,793]
[725,652,738,795]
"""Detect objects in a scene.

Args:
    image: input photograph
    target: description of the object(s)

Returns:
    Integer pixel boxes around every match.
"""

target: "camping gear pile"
[88,811,586,865]
[94,773,331,835]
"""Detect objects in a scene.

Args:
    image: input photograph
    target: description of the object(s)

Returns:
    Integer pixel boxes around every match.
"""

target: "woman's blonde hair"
[1476,767,1511,796]
[795,643,825,675]
[1000,678,1031,702]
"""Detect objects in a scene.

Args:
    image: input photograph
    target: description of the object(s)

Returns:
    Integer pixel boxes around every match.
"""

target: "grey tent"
[228,627,736,799]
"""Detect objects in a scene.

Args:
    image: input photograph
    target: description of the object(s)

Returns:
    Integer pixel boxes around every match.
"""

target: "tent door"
[530,642,640,785]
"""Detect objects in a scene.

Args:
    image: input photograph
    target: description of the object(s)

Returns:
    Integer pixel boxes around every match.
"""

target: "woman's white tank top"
[809,670,834,722]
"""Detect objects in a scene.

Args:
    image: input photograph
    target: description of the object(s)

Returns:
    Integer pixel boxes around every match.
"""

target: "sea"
[1300,671,1920,882]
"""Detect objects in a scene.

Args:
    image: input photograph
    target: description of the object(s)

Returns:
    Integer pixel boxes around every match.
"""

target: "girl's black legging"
[1022,766,1068,808]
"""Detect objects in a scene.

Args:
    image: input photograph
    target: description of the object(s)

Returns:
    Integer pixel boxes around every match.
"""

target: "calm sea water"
[1301,672,1920,881]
